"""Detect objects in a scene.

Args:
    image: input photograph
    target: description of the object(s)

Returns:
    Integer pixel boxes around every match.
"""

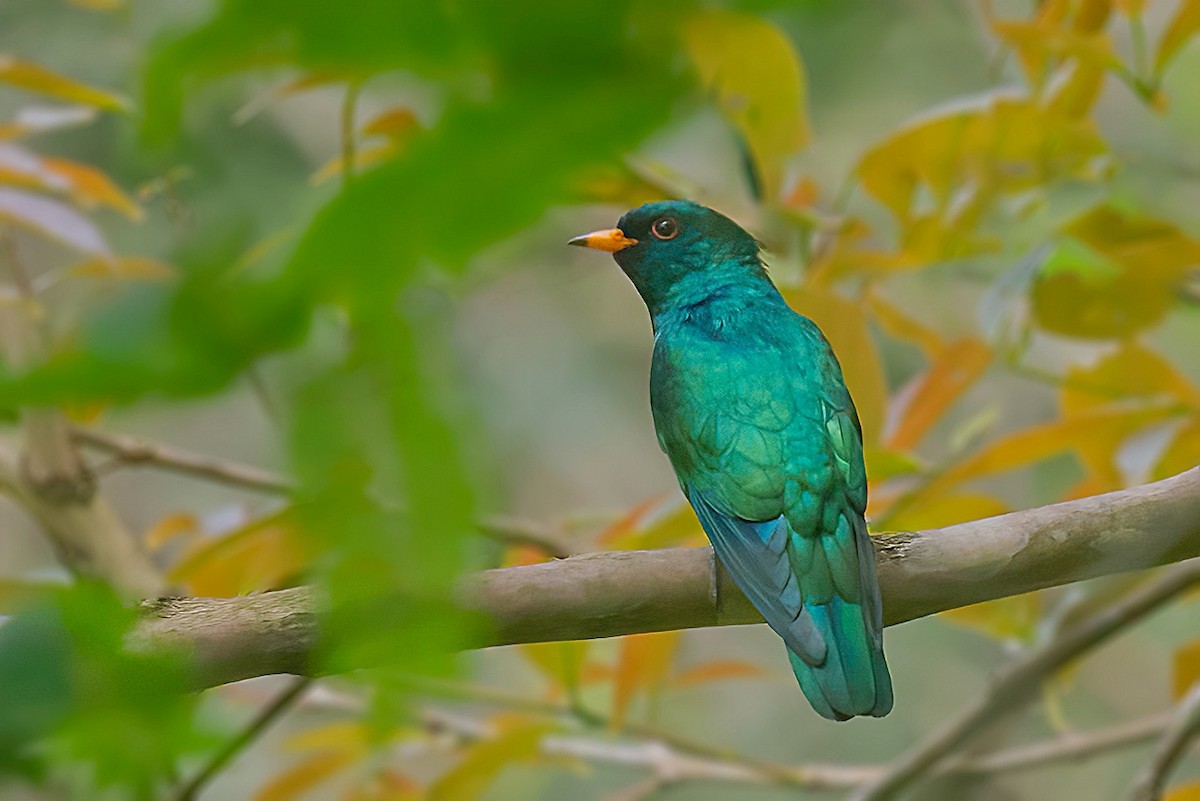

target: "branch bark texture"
[132,469,1200,691]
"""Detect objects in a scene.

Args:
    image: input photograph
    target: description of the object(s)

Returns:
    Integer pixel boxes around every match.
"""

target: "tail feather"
[789,596,892,720]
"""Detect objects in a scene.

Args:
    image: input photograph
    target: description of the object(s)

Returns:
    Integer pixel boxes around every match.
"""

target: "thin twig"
[947,710,1172,775]
[848,560,1200,801]
[1126,682,1200,801]
[72,426,580,556]
[71,426,293,494]
[175,677,313,801]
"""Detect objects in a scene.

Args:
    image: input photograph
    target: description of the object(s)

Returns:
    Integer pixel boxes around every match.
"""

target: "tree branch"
[127,468,1200,692]
[71,427,579,557]
[0,231,164,597]
[1126,682,1200,801]
[848,558,1200,801]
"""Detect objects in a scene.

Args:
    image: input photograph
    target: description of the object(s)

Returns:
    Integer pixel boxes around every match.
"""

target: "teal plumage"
[570,200,892,720]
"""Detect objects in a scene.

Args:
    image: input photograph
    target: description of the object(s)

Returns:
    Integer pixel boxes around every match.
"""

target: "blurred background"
[0,0,1198,799]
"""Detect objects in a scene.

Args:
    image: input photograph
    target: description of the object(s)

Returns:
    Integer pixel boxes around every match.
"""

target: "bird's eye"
[651,217,679,241]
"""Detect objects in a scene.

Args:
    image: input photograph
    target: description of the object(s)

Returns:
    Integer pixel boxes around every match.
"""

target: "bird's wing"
[655,316,890,718]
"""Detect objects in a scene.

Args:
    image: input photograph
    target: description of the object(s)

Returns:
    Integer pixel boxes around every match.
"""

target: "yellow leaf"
[1033,206,1200,339]
[62,400,107,424]
[864,447,925,484]
[612,631,680,729]
[68,0,126,9]
[428,717,551,801]
[286,721,371,756]
[310,140,400,185]
[915,405,1175,502]
[1062,343,1199,411]
[887,338,991,451]
[572,163,673,208]
[598,495,703,551]
[42,157,142,219]
[0,55,128,111]
[886,491,1009,532]
[67,256,176,280]
[1165,781,1200,801]
[360,107,419,140]
[940,593,1042,642]
[683,10,810,201]
[785,285,889,447]
[673,659,769,686]
[1156,0,1200,74]
[520,640,588,693]
[1061,344,1199,484]
[343,771,422,801]
[169,509,311,596]
[1173,639,1200,699]
[857,95,1106,226]
[144,512,199,552]
[254,751,359,801]
[0,579,60,613]
[868,292,945,357]
[1155,418,1200,480]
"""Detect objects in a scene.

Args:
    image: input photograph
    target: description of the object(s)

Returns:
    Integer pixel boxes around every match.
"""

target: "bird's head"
[569,200,765,315]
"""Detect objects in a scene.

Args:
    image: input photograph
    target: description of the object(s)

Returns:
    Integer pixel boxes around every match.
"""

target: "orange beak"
[567,228,638,253]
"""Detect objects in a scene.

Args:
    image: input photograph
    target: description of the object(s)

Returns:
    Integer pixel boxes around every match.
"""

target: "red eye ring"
[651,217,679,240]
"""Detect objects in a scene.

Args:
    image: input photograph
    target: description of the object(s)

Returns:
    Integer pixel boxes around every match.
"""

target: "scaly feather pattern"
[570,200,893,720]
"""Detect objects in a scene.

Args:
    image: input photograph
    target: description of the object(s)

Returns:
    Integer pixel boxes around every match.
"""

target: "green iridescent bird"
[569,200,892,720]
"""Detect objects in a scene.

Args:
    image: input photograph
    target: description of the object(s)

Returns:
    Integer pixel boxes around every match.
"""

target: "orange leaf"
[597,494,668,548]
[673,659,769,686]
[169,509,311,596]
[915,404,1176,502]
[360,107,419,140]
[0,55,128,111]
[144,512,199,551]
[612,631,680,728]
[1173,639,1200,699]
[887,338,991,451]
[254,751,359,801]
[42,157,142,219]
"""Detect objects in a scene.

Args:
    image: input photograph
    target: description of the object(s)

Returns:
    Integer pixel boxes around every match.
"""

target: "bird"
[568,200,892,720]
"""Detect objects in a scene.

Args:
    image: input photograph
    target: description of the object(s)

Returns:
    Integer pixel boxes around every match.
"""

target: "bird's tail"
[787,595,893,721]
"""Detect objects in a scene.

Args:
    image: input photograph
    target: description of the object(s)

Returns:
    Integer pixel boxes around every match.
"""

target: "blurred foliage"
[0,0,1198,798]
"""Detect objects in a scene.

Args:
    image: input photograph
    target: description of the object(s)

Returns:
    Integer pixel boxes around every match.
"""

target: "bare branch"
[0,231,163,597]
[72,426,293,495]
[1126,683,1200,801]
[128,469,1200,692]
[71,428,579,557]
